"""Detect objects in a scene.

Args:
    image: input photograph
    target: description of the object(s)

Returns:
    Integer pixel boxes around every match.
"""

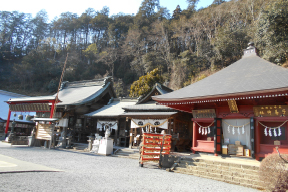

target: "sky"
[1,0,214,21]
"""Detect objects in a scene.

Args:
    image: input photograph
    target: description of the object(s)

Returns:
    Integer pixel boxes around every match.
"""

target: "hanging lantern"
[278,127,282,136]
[18,114,23,120]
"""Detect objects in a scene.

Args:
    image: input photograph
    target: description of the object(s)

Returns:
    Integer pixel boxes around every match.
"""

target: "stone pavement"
[0,142,61,173]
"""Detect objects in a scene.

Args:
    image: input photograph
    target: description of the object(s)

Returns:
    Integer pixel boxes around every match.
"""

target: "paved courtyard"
[0,142,258,192]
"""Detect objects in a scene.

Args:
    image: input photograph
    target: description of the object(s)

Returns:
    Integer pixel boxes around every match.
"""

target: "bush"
[259,153,288,191]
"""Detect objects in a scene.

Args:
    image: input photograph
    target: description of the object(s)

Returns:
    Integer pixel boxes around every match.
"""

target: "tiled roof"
[123,103,175,111]
[154,49,288,101]
[137,83,173,104]
[6,77,115,106]
[120,111,177,117]
[85,98,137,117]
[0,90,35,122]
[7,96,55,102]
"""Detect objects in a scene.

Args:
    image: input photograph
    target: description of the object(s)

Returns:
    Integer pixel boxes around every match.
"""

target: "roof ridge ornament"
[243,42,258,58]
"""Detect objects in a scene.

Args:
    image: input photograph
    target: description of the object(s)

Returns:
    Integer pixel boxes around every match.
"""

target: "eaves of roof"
[153,54,288,102]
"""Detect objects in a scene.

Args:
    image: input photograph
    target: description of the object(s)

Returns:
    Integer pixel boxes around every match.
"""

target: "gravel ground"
[0,143,259,192]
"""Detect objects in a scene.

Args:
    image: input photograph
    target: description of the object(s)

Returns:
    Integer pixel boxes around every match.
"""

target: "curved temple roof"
[153,47,288,102]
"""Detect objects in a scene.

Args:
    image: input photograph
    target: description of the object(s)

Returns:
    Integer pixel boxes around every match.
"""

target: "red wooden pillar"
[50,100,55,118]
[214,118,222,156]
[5,109,11,134]
[192,121,197,153]
[255,119,260,160]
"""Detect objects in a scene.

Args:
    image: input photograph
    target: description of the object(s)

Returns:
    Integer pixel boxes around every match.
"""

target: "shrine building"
[153,43,288,160]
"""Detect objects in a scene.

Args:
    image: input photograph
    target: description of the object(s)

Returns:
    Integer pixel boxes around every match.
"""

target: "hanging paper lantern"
[242,125,245,134]
[264,127,268,136]
[273,129,277,137]
[227,125,230,133]
[232,127,235,135]
[237,127,240,134]
[208,127,211,134]
[269,129,272,137]
[278,127,282,136]
[199,127,202,134]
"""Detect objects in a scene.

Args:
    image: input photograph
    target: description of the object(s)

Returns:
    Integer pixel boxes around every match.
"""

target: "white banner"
[130,119,168,129]
[97,120,118,131]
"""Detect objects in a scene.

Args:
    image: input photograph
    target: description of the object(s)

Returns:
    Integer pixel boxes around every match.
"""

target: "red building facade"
[153,43,288,160]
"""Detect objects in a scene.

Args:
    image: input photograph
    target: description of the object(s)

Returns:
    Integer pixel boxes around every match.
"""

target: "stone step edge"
[173,170,264,190]
[111,155,139,159]
[185,161,259,170]
[174,167,261,183]
[179,166,259,177]
[186,164,259,172]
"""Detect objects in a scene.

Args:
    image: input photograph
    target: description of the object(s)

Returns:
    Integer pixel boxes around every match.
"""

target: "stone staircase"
[112,148,140,160]
[173,156,264,190]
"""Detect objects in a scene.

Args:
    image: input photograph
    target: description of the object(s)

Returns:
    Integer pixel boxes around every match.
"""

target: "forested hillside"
[0,0,287,97]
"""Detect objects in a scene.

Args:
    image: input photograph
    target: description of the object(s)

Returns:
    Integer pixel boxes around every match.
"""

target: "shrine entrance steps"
[112,147,140,160]
[173,154,264,190]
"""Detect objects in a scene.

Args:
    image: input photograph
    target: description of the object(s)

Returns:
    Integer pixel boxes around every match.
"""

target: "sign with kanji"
[192,109,216,118]
[253,105,288,117]
[227,100,238,113]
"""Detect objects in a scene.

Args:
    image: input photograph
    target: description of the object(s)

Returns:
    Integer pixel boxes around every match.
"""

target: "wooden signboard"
[253,105,288,117]
[36,124,54,140]
[192,109,216,119]
[227,100,238,113]
[139,133,171,167]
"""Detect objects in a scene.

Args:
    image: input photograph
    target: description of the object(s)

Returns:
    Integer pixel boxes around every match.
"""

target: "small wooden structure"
[32,118,59,148]
[4,78,115,143]
[122,83,192,151]
[139,133,172,167]
[84,98,137,147]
